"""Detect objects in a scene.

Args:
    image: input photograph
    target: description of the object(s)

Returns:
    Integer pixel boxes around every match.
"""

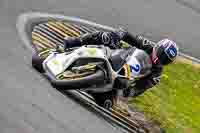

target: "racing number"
[130,64,140,73]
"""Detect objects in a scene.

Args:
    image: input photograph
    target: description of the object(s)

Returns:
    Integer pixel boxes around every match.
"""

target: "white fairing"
[127,56,141,77]
[126,49,152,79]
[43,46,107,76]
[42,45,152,82]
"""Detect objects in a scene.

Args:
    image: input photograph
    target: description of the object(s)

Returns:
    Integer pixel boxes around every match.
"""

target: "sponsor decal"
[166,45,177,60]
[86,48,97,56]
[137,36,155,46]
[102,32,110,44]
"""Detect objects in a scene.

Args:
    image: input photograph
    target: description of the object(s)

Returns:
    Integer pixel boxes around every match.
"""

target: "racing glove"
[55,45,65,53]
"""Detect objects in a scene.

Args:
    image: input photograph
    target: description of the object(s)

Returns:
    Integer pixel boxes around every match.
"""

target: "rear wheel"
[32,53,45,73]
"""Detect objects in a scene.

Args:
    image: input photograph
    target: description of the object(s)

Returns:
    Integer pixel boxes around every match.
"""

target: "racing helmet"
[152,39,179,65]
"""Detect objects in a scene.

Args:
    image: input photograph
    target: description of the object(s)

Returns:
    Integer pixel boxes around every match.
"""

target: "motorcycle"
[32,44,152,109]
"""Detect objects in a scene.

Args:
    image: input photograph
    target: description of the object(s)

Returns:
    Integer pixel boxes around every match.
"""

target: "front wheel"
[91,90,117,109]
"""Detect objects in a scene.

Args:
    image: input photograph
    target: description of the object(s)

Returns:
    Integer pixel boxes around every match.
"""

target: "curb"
[17,12,200,65]
[179,53,200,64]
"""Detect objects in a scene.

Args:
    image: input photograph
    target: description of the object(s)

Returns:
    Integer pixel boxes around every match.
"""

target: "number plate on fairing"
[127,57,141,78]
[126,48,152,79]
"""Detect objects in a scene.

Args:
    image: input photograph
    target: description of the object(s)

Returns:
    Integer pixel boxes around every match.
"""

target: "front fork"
[112,78,136,116]
[113,90,130,114]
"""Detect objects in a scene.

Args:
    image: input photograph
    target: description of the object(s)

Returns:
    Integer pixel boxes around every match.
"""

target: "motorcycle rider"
[62,29,179,97]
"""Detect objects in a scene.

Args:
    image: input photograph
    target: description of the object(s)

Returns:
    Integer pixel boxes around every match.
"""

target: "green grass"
[129,61,200,133]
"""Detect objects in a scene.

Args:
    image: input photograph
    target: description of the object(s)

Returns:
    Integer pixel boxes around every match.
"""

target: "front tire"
[91,90,116,109]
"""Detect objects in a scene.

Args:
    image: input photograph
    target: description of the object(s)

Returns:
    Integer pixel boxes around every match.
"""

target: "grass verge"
[129,57,200,133]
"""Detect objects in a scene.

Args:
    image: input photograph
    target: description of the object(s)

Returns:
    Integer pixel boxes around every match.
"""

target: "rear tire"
[32,53,45,73]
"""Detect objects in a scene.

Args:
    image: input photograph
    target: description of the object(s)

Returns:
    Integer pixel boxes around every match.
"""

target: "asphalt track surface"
[0,0,200,133]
